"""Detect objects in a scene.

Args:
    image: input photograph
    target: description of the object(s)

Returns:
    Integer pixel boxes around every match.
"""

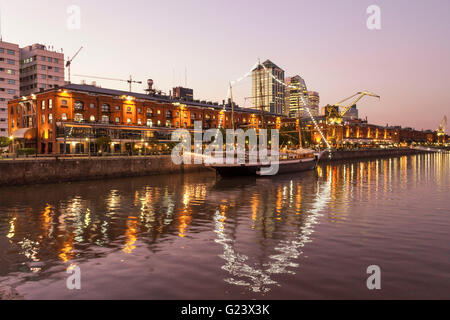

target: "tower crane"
[73,74,143,92]
[65,46,83,83]
[326,91,380,125]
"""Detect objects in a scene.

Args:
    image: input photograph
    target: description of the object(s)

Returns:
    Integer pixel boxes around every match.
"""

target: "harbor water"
[0,153,449,299]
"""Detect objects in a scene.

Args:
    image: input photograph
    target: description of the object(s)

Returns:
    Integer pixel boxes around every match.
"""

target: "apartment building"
[252,60,285,115]
[19,43,65,96]
[0,41,20,137]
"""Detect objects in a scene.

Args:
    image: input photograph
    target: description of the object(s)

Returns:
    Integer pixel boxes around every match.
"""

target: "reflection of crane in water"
[213,176,332,293]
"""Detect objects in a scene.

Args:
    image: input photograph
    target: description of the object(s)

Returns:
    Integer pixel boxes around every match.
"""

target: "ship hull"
[209,158,317,177]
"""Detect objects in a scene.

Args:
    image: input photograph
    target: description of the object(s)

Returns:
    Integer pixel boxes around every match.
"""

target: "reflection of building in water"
[123,217,138,254]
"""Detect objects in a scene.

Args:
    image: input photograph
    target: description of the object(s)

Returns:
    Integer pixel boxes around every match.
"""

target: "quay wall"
[320,148,431,162]
[0,156,210,186]
[0,148,433,186]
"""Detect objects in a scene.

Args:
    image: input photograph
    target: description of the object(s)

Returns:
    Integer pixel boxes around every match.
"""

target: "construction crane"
[73,74,143,92]
[65,46,83,83]
[326,91,380,125]
[437,115,447,143]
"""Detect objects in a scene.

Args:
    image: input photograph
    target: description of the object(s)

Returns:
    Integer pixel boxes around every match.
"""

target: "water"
[0,153,449,299]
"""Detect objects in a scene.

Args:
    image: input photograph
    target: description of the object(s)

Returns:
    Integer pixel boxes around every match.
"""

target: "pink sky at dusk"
[1,0,449,130]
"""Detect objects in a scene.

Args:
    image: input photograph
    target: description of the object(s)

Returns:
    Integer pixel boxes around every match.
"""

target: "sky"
[1,0,449,130]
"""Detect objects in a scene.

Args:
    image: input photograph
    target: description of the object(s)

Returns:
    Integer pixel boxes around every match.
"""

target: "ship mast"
[258,60,265,130]
[297,95,303,148]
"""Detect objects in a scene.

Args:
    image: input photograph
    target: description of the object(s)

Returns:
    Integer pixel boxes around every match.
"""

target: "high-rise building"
[307,91,320,117]
[343,104,359,120]
[19,44,65,96]
[252,59,285,115]
[284,75,307,117]
[0,41,20,137]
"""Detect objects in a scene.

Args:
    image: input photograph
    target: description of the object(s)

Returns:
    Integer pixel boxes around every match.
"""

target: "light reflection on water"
[0,153,449,299]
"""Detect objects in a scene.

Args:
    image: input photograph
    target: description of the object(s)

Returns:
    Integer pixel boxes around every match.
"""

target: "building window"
[146,108,153,116]
[115,117,120,123]
[41,100,46,110]
[7,89,15,95]
[74,101,84,111]
[115,106,120,111]
[41,74,46,79]
[41,114,46,124]
[7,79,15,85]
[7,59,15,65]
[157,110,161,115]
[137,108,142,113]
[157,120,161,126]
[146,119,152,127]
[127,118,131,124]
[61,113,68,121]
[49,99,53,109]
[137,119,142,125]
[54,76,59,81]
[74,113,83,122]
[166,110,172,118]
[55,67,59,72]
[127,107,131,112]
[41,65,46,70]
[101,115,109,123]
[101,104,110,112]
[165,120,172,127]
[41,56,46,61]
[90,115,95,122]
[90,103,95,109]
[48,113,53,124]
[61,99,68,106]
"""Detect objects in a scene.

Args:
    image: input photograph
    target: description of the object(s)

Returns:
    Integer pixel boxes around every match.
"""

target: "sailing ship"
[205,61,324,177]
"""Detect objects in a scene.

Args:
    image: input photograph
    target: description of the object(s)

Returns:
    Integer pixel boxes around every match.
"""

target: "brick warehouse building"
[8,84,287,154]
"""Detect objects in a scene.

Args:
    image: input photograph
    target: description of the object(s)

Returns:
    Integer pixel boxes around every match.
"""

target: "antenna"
[0,6,3,41]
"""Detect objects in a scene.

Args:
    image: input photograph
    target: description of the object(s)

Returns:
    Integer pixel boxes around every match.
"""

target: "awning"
[12,128,37,139]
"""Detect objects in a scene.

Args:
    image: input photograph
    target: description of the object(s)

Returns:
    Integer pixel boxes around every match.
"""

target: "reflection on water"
[0,153,449,299]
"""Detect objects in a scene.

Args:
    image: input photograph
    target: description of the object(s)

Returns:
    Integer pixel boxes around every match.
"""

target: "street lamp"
[85,137,91,158]
[9,135,14,155]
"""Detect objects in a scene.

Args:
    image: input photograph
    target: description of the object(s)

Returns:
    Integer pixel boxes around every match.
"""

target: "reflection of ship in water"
[209,172,332,293]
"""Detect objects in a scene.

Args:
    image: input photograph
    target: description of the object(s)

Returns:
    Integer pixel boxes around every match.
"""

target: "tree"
[95,136,111,153]
[0,137,11,148]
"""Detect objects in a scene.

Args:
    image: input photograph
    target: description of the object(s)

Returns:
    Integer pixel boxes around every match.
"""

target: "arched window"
[61,113,68,121]
[146,119,153,127]
[101,115,109,123]
[166,110,172,118]
[74,113,83,122]
[90,115,95,122]
[147,108,153,116]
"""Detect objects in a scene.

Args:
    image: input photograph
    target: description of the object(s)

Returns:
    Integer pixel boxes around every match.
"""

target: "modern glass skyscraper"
[285,75,308,118]
[252,60,285,115]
